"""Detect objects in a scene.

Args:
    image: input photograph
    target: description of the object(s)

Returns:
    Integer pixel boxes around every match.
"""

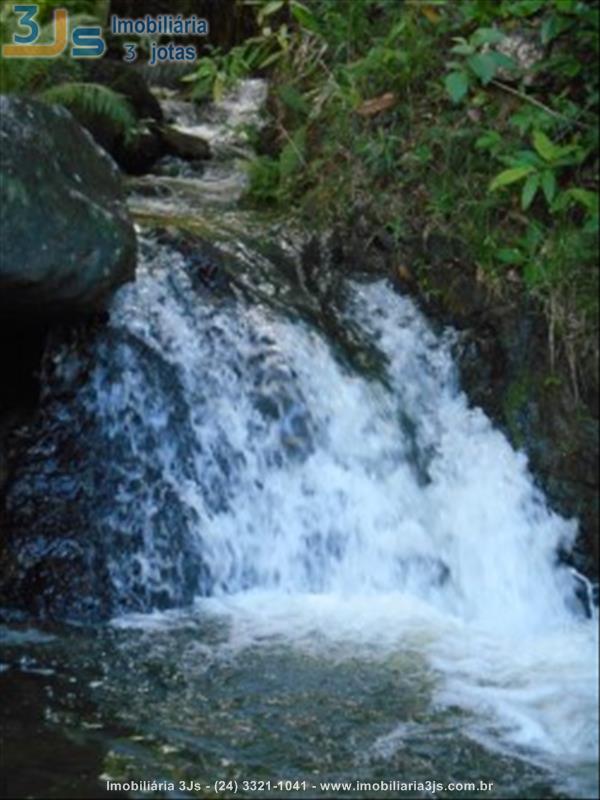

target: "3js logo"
[2,4,106,58]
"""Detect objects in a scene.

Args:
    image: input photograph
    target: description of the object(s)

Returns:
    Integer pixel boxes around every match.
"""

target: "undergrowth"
[185,0,599,404]
[0,1,135,139]
[0,0,597,404]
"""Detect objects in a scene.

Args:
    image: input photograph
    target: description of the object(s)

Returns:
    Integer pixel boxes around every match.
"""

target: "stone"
[75,59,164,175]
[159,124,211,160]
[0,95,136,319]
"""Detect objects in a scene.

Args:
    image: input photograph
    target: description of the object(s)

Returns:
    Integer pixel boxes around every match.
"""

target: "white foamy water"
[160,78,268,155]
[129,80,269,215]
[101,241,598,796]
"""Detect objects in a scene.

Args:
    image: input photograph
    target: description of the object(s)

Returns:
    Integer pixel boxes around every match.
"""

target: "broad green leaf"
[540,14,569,44]
[500,152,540,168]
[489,165,535,191]
[451,43,475,55]
[567,188,599,212]
[444,71,469,103]
[521,173,540,209]
[260,0,284,18]
[290,1,320,32]
[489,51,518,71]
[471,27,505,46]
[532,130,562,162]
[510,0,545,16]
[513,149,545,167]
[467,53,498,85]
[540,16,556,45]
[541,170,556,204]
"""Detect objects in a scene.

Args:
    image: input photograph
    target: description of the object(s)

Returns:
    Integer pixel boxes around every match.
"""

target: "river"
[0,80,597,800]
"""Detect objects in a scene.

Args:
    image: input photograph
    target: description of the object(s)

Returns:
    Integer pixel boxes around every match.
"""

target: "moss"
[502,373,533,449]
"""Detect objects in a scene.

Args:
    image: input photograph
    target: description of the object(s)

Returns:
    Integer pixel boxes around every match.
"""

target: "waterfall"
[28,237,581,624]
[2,80,596,795]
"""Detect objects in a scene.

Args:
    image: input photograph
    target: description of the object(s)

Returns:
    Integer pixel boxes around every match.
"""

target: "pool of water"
[2,607,590,800]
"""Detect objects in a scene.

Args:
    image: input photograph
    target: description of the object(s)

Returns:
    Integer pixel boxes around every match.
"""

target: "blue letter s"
[71,26,106,58]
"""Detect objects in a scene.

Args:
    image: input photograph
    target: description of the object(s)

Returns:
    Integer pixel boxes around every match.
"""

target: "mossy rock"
[0,95,136,319]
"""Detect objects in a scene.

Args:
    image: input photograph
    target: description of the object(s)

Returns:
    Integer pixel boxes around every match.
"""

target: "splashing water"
[16,232,591,794]
[1,80,597,798]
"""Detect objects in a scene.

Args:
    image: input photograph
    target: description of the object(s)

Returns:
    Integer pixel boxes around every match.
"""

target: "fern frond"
[39,82,137,139]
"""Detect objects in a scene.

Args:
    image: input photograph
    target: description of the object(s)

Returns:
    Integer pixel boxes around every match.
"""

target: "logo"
[2,4,106,59]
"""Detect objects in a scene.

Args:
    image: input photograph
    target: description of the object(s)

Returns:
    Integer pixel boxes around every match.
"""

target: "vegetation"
[0,0,597,403]
[0,1,135,139]
[185,0,598,402]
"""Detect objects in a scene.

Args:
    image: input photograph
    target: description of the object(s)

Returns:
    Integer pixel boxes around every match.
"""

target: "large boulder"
[0,95,136,319]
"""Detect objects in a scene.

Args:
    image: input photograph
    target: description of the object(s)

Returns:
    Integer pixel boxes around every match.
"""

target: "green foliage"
[40,82,137,140]
[182,42,263,102]
[444,26,517,102]
[232,0,598,399]
[488,129,591,213]
[27,0,108,25]
[0,3,136,140]
[182,0,318,101]
[248,125,307,202]
[2,0,596,399]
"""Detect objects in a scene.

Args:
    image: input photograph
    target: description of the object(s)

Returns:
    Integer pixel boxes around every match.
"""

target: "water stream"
[0,81,597,799]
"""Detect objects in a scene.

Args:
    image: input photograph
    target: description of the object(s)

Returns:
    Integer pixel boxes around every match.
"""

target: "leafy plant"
[236,0,597,404]
[489,129,587,210]
[182,43,264,102]
[444,26,517,102]
[39,82,137,141]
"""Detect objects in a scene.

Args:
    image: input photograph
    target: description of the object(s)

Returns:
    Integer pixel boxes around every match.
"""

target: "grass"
[206,0,598,409]
[1,0,597,410]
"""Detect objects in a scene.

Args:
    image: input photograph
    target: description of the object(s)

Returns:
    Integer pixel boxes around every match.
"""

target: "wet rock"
[75,59,164,175]
[0,95,136,319]
[153,227,233,293]
[136,62,194,90]
[456,306,599,578]
[153,154,206,178]
[0,325,213,622]
[159,124,211,161]
[388,227,599,579]
[83,58,163,123]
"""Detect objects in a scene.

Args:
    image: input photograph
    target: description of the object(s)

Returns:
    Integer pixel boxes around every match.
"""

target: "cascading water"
[1,80,597,799]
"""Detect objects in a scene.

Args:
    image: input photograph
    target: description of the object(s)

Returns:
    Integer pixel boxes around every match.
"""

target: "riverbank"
[226,0,599,577]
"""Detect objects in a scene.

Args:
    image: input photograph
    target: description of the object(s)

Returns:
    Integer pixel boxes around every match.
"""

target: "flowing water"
[0,81,598,800]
